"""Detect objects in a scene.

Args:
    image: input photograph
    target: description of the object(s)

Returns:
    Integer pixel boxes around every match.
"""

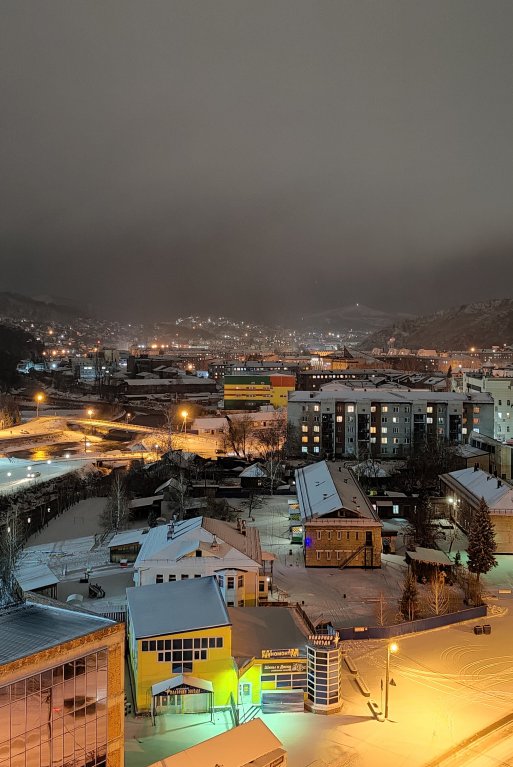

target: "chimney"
[167,522,174,540]
[211,535,219,549]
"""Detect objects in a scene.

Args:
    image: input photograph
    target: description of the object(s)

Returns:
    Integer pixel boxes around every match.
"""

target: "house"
[440,466,513,553]
[132,516,270,604]
[295,461,382,568]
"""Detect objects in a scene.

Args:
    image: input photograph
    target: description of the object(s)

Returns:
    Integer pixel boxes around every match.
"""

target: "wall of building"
[304,523,381,568]
[0,623,125,767]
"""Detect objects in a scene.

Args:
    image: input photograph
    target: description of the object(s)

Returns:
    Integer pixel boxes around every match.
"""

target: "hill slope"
[0,292,81,324]
[359,299,513,351]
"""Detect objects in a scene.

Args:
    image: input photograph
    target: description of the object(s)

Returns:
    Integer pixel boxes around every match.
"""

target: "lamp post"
[87,408,94,421]
[35,393,44,417]
[181,410,188,434]
[384,642,398,720]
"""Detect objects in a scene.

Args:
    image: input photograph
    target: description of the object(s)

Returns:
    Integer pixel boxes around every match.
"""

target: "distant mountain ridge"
[359,298,513,351]
[300,303,413,332]
[0,292,82,323]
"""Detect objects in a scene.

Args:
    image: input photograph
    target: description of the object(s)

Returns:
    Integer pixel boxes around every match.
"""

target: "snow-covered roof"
[16,561,59,592]
[441,468,513,511]
[406,547,452,566]
[239,463,268,478]
[108,529,147,548]
[289,390,493,404]
[295,461,381,524]
[134,516,262,568]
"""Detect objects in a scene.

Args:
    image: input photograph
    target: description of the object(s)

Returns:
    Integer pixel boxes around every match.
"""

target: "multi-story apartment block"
[288,388,494,459]
[463,372,513,443]
[224,374,296,410]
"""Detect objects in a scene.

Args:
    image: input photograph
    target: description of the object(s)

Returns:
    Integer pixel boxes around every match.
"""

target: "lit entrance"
[151,675,214,724]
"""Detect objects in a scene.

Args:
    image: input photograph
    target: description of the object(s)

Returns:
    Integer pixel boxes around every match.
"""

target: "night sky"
[1,1,512,322]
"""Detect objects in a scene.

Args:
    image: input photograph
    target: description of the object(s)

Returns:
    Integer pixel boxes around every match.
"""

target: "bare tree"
[252,414,288,492]
[426,571,450,616]
[222,413,254,458]
[375,591,390,627]
[100,472,131,532]
[240,490,265,519]
[165,471,191,520]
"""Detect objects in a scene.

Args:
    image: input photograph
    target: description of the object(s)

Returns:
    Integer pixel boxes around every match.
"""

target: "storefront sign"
[164,686,203,695]
[262,662,307,674]
[261,648,300,659]
[308,633,340,647]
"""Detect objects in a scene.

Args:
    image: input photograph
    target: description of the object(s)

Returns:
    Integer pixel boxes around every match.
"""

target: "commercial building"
[126,576,310,717]
[151,719,287,767]
[288,389,494,459]
[224,374,295,410]
[440,467,513,553]
[463,372,513,443]
[131,516,269,605]
[295,461,382,569]
[0,598,125,767]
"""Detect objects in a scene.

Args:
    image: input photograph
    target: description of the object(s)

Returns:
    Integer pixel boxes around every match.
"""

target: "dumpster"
[474,625,483,635]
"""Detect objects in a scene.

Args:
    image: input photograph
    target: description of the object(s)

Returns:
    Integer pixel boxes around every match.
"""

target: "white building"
[463,372,513,443]
[131,517,269,606]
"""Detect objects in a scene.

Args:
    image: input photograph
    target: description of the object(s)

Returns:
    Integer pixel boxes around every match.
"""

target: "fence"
[337,605,487,640]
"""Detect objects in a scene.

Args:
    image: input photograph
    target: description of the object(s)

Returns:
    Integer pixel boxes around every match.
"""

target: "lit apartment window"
[336,415,343,422]
[427,406,433,413]
[302,436,308,443]
[370,437,376,443]
[314,446,320,453]
[314,436,320,443]
[474,406,480,413]
[313,425,320,432]
[370,426,376,434]
[302,425,308,432]
[392,417,398,423]
[381,427,387,434]
[347,405,355,413]
[302,446,308,453]
[382,437,388,444]
[473,418,479,425]
[427,417,433,424]
[382,406,388,413]
[393,438,399,444]
[371,406,376,413]
[314,404,320,412]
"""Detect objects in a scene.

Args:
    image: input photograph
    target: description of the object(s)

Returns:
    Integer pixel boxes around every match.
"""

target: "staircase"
[338,544,374,570]
[239,705,261,724]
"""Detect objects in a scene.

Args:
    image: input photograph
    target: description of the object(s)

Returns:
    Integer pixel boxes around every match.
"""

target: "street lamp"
[87,408,94,420]
[35,393,44,417]
[384,642,398,720]
[181,410,188,433]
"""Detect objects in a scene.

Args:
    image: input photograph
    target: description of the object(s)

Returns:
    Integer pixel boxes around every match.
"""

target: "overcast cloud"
[1,1,512,322]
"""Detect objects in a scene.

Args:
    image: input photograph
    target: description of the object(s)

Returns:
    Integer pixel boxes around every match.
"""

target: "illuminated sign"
[262,662,307,674]
[261,648,300,659]
[308,633,340,647]
[162,686,204,695]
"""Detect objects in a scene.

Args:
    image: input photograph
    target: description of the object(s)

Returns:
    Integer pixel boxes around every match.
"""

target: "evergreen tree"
[467,497,497,581]
[398,570,419,621]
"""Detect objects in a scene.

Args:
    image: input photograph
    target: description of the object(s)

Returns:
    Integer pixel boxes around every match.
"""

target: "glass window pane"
[26,694,42,730]
[96,668,107,700]
[97,651,107,669]
[86,655,96,673]
[51,735,63,767]
[96,716,107,748]
[12,681,26,700]
[11,699,26,737]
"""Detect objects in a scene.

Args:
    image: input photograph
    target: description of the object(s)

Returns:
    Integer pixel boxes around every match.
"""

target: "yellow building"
[224,375,295,410]
[0,597,125,767]
[126,578,310,718]
[126,577,237,715]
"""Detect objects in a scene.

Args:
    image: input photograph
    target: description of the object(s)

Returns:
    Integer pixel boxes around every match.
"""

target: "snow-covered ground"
[0,456,93,494]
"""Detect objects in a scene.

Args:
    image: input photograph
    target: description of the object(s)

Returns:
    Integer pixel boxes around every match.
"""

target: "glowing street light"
[35,393,44,417]
[87,408,94,420]
[181,410,188,434]
[384,642,398,720]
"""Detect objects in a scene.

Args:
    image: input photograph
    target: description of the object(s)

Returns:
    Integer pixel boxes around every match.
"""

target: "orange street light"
[384,642,398,720]
[181,410,188,434]
[35,393,44,418]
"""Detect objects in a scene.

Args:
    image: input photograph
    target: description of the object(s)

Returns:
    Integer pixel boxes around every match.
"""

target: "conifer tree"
[467,497,497,581]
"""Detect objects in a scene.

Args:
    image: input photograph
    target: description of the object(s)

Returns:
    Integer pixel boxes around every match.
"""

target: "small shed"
[405,547,453,583]
[240,463,269,490]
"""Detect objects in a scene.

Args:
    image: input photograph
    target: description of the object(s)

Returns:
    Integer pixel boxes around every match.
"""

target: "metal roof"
[441,468,513,510]
[295,461,381,523]
[406,548,452,566]
[0,602,114,664]
[228,607,307,661]
[15,562,59,592]
[289,390,493,404]
[126,576,230,639]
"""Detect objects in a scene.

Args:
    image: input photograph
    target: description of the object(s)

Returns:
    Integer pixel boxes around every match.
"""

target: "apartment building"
[288,388,494,459]
[463,372,513,443]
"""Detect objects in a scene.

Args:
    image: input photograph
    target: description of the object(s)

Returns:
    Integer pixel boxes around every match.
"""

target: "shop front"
[151,675,214,722]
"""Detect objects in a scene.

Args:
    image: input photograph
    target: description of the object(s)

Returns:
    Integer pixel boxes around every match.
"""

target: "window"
[314,436,320,443]
[371,405,376,413]
[155,574,163,584]
[194,574,201,578]
[346,532,350,540]
[393,406,399,413]
[427,417,433,424]
[313,446,320,453]
[336,551,342,560]
[313,425,320,432]
[317,530,322,540]
[216,638,223,648]
[393,438,399,444]
[392,417,398,423]
[218,575,224,587]
[382,406,388,413]
[238,575,244,587]
[302,425,308,432]
[427,406,433,413]
[381,427,387,434]
[301,446,308,453]
[370,426,376,434]
[347,405,355,413]
[381,437,388,444]
[393,427,399,434]
[381,417,387,423]
[327,531,332,540]
[337,531,342,540]
[181,574,189,580]
[326,551,331,560]
[336,415,343,422]
[168,574,176,581]
[316,551,322,561]
[227,577,235,589]
[314,404,320,412]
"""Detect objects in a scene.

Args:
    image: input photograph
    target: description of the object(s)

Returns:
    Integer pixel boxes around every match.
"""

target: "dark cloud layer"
[1,1,512,323]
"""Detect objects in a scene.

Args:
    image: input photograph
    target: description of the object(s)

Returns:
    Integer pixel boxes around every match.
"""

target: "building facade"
[463,372,513,443]
[295,462,382,568]
[0,600,124,767]
[288,389,494,459]
[224,374,295,410]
